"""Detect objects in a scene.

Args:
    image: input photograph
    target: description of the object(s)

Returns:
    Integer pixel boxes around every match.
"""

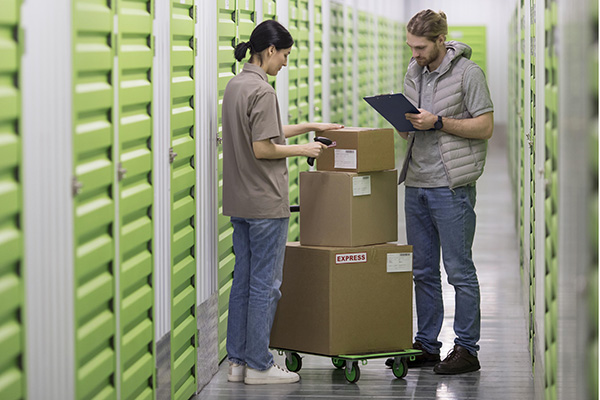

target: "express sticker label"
[335,252,367,264]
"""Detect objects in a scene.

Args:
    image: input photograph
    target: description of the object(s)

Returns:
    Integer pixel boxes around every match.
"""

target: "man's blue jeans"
[405,186,481,356]
[226,217,289,370]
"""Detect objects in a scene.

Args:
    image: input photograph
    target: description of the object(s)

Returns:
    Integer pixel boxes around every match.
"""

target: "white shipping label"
[335,252,368,264]
[387,253,413,273]
[352,176,371,197]
[334,149,357,169]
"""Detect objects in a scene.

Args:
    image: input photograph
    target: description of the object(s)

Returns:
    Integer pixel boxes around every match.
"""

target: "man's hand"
[405,108,436,131]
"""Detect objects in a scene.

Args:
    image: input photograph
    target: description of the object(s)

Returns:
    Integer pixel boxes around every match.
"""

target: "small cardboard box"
[299,170,398,247]
[316,127,395,173]
[270,242,414,356]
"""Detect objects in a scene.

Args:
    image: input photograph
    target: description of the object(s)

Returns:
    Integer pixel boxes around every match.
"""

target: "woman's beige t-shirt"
[222,63,290,219]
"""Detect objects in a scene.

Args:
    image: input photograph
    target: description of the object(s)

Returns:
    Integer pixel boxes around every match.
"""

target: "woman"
[221,19,342,385]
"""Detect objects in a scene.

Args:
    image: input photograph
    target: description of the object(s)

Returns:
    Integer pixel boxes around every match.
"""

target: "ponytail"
[234,41,252,62]
[233,19,294,63]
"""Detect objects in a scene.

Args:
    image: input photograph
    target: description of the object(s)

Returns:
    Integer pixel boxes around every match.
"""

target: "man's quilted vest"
[399,41,488,189]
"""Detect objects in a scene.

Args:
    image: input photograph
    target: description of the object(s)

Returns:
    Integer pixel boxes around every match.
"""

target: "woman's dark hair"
[234,19,294,62]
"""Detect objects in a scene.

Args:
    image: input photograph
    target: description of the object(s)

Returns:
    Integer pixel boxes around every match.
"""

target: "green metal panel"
[0,1,25,399]
[117,1,155,399]
[343,5,353,126]
[543,0,558,397]
[447,26,486,74]
[357,11,373,127]
[216,0,237,362]
[236,0,255,71]
[170,1,197,398]
[313,0,323,123]
[72,0,117,398]
[329,3,344,124]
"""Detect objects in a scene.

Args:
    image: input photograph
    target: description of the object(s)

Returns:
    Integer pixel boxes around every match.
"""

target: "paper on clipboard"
[363,93,421,132]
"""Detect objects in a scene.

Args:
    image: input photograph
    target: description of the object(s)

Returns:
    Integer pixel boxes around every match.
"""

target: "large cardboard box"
[299,170,398,247]
[270,242,414,356]
[316,127,395,173]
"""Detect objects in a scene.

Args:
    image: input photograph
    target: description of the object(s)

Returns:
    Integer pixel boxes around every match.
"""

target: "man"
[389,9,494,375]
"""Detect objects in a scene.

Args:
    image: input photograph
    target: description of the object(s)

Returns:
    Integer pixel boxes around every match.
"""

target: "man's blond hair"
[407,9,448,42]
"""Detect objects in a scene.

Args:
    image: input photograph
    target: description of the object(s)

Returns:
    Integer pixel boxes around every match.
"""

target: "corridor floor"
[196,135,536,399]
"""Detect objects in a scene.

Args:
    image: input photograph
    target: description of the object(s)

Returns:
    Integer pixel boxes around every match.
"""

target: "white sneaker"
[228,362,245,382]
[244,363,300,385]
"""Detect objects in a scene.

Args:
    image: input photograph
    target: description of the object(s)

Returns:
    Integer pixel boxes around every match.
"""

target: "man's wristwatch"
[434,115,443,130]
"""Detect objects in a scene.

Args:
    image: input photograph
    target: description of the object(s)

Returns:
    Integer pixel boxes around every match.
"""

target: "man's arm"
[405,109,494,140]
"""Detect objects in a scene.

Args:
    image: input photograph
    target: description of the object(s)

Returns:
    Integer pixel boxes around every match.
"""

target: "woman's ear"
[268,45,276,55]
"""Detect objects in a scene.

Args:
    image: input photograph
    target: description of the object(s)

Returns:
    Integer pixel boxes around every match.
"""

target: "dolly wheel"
[344,362,360,383]
[332,357,344,369]
[392,358,408,379]
[285,352,302,372]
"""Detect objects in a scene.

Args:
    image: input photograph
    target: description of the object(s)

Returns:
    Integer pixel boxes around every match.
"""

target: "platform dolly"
[274,348,422,383]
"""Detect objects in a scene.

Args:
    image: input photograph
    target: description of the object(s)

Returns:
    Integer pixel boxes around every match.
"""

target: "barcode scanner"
[307,136,335,166]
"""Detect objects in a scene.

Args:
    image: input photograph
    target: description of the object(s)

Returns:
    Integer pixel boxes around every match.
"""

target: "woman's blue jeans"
[405,186,481,356]
[226,217,289,370]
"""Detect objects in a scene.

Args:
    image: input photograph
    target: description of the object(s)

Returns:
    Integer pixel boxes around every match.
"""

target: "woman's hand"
[311,123,344,132]
[302,141,328,158]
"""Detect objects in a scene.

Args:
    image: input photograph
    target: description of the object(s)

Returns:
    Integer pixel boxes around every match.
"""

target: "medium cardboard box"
[299,170,398,247]
[270,242,414,356]
[316,127,395,173]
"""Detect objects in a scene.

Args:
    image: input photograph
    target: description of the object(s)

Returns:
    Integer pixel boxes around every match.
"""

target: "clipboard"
[363,93,421,132]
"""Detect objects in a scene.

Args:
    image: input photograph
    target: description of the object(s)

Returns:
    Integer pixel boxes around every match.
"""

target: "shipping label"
[334,149,357,169]
[352,175,371,196]
[335,252,368,264]
[387,253,413,272]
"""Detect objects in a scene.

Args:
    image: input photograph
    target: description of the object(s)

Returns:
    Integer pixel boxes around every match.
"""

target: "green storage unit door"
[71,1,117,398]
[313,0,323,123]
[117,1,155,399]
[262,0,277,87]
[357,11,370,126]
[329,3,344,124]
[287,0,300,240]
[216,0,236,362]
[343,6,353,126]
[0,1,25,399]
[447,26,486,74]
[544,0,558,398]
[169,1,197,398]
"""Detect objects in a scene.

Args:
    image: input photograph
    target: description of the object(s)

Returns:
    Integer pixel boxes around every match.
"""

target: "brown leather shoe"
[433,345,481,375]
[385,341,440,368]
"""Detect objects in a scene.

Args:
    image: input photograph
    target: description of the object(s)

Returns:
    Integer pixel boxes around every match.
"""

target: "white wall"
[404,0,516,125]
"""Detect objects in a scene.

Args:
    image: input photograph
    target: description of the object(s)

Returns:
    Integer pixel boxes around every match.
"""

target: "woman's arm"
[252,139,327,160]
[283,122,344,138]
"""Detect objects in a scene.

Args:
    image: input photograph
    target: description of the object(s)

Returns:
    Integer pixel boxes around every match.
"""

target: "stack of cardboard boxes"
[270,127,414,356]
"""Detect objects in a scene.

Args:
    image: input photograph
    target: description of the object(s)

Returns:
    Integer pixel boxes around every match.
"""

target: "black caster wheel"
[344,361,360,383]
[332,357,344,369]
[392,357,408,379]
[285,352,302,372]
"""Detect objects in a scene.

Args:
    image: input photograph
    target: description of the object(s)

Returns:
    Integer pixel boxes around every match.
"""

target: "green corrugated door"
[117,1,155,399]
[329,3,343,124]
[0,1,25,399]
[169,1,197,398]
[357,11,371,126]
[216,0,237,362]
[447,26,486,74]
[544,0,558,398]
[72,1,117,398]
[343,6,353,125]
[313,0,323,123]
[528,0,536,368]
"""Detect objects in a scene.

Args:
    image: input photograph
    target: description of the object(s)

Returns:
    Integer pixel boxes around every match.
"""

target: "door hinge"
[72,176,83,197]
[117,163,127,181]
[169,147,178,164]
